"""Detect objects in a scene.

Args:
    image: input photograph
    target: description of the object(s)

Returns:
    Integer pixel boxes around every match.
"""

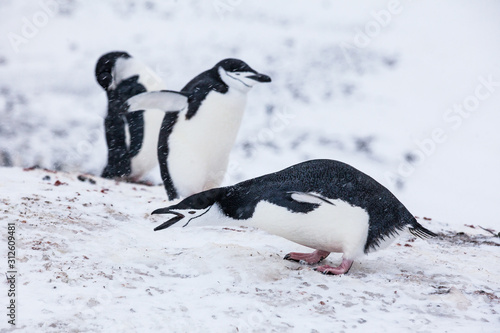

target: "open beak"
[247,73,272,83]
[152,210,185,231]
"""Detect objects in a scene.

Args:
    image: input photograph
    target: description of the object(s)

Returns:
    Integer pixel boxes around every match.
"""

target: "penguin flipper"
[102,113,131,178]
[126,90,189,113]
[288,192,335,206]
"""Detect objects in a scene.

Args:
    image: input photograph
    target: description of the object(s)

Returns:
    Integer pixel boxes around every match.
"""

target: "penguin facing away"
[150,159,436,275]
[126,58,271,200]
[95,51,166,182]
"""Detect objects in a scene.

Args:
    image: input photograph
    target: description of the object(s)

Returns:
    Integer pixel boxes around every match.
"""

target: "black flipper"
[101,113,131,178]
[158,112,180,200]
[125,111,144,159]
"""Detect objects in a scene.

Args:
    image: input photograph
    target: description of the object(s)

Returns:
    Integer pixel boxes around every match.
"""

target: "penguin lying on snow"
[150,159,436,275]
[126,58,271,200]
[95,51,166,182]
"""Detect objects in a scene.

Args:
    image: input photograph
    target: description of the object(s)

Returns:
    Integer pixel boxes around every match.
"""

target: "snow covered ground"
[1,0,500,332]
[1,167,499,332]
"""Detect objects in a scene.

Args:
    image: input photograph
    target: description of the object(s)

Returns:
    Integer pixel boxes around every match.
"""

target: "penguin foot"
[314,259,354,275]
[124,177,154,186]
[133,179,155,186]
[283,250,330,265]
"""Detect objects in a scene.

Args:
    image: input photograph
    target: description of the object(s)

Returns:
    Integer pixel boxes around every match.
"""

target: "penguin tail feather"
[409,222,437,239]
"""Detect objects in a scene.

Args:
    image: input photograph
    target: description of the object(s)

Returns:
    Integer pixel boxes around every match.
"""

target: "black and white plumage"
[151,159,436,275]
[95,51,166,181]
[126,58,271,200]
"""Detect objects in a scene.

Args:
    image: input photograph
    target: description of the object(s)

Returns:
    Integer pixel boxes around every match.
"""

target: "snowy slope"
[1,167,499,332]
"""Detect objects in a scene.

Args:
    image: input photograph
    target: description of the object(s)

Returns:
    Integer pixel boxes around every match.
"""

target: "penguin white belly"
[248,200,370,259]
[167,90,247,197]
[129,109,164,179]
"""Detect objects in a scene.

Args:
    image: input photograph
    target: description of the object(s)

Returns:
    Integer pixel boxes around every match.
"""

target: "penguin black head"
[151,188,224,231]
[95,51,131,90]
[214,58,271,92]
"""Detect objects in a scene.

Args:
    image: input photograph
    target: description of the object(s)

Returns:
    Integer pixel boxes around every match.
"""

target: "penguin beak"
[151,209,185,231]
[247,73,272,83]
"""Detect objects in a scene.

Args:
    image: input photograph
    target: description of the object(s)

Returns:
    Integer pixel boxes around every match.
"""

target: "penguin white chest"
[167,89,247,197]
[248,199,370,259]
[127,109,164,179]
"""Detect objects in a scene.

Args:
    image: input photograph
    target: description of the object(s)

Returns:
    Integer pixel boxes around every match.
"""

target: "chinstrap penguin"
[96,51,166,182]
[126,58,271,200]
[150,159,436,275]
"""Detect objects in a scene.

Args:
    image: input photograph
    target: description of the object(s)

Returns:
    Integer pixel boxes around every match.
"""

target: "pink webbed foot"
[314,259,354,275]
[284,250,330,265]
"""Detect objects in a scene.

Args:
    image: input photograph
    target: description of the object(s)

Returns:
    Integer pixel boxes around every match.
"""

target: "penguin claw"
[283,254,313,265]
[314,259,354,275]
[283,250,330,265]
[312,267,328,275]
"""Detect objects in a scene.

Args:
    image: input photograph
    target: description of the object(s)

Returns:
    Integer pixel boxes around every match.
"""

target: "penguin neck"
[182,189,241,228]
[214,86,248,118]
[202,203,249,228]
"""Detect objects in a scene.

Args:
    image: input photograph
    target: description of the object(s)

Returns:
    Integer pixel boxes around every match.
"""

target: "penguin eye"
[188,211,196,214]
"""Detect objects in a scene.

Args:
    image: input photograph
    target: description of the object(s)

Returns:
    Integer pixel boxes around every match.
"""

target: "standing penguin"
[95,51,166,182]
[150,159,436,275]
[126,58,271,200]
